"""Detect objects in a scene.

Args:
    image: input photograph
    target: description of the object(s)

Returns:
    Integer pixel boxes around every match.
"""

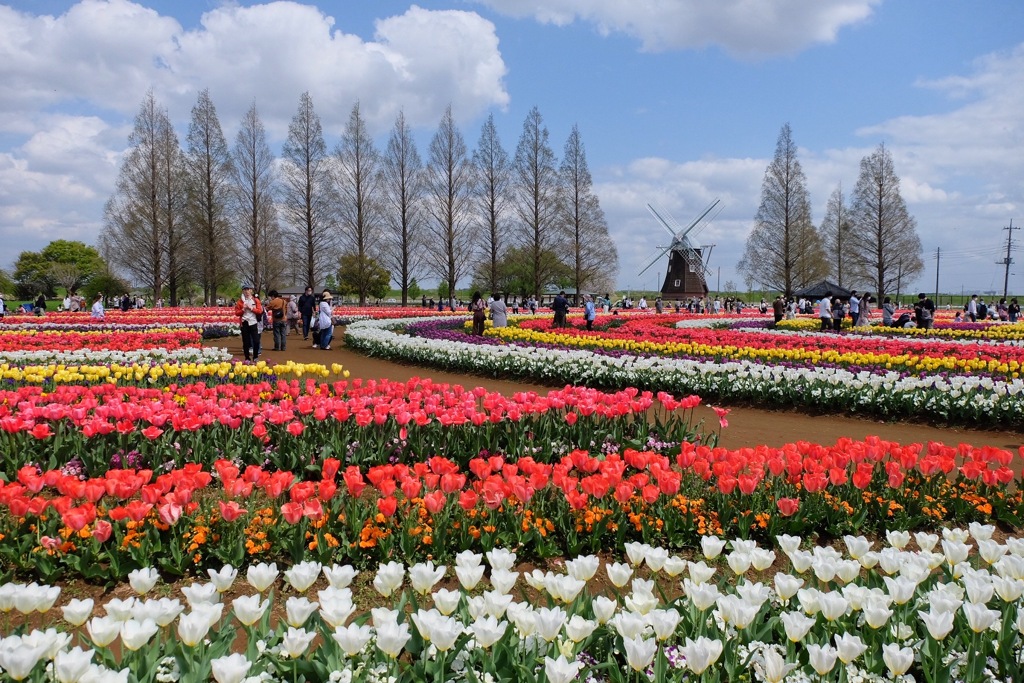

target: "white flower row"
[345,316,1024,425]
[0,347,234,366]
[3,526,1023,682]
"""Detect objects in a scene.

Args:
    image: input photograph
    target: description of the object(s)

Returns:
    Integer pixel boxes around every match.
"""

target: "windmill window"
[674,279,681,287]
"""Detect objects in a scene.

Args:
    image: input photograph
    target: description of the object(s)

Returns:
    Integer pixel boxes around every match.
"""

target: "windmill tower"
[639,199,722,298]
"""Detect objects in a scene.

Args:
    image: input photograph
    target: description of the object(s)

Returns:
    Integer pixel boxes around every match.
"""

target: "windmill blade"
[646,204,680,239]
[685,202,724,242]
[677,199,722,240]
[638,244,674,277]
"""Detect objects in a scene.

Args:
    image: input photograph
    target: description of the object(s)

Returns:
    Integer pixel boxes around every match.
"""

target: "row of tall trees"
[738,124,922,302]
[101,90,618,305]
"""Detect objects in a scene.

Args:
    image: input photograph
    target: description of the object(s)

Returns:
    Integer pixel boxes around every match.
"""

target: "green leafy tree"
[83,272,131,305]
[40,240,106,293]
[407,278,423,301]
[337,254,390,305]
[13,251,56,298]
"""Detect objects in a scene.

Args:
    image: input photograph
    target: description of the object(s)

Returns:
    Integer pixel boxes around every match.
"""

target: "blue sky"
[1,0,1022,296]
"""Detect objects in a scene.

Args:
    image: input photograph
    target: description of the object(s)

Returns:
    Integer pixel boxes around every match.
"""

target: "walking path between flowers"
[209,330,1024,453]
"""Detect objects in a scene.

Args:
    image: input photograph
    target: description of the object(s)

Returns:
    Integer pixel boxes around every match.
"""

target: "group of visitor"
[235,284,335,361]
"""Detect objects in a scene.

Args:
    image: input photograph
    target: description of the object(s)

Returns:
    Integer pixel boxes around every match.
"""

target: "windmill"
[638,199,722,298]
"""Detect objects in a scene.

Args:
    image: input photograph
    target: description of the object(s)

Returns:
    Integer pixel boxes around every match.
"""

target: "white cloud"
[0,1,509,261]
[473,0,879,56]
[0,1,509,137]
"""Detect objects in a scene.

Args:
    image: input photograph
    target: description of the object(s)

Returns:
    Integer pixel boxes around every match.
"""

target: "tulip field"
[1,305,1023,682]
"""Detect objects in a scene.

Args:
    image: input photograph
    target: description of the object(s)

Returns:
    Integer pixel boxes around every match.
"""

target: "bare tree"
[280,92,338,290]
[560,124,617,301]
[819,183,853,289]
[335,102,384,307]
[185,88,236,304]
[847,143,923,302]
[380,110,424,306]
[157,112,189,305]
[512,106,563,299]
[737,123,825,297]
[423,105,477,303]
[232,103,281,294]
[472,113,512,294]
[102,90,174,300]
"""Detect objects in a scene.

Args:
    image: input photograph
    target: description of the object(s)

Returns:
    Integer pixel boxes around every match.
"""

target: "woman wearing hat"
[314,290,334,350]
[234,284,264,361]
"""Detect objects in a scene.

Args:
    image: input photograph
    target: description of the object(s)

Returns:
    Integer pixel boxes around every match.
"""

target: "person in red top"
[234,284,264,361]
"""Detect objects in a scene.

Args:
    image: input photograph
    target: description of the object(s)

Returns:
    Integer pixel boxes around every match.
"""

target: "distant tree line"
[738,123,923,303]
[100,89,619,306]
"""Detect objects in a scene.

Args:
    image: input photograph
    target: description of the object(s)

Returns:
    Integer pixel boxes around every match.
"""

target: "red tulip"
[776,497,800,516]
[343,466,366,497]
[377,496,398,518]
[281,501,303,524]
[423,490,446,514]
[92,519,113,543]
[218,500,247,522]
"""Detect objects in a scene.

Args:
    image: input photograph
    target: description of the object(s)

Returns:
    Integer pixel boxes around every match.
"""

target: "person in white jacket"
[314,291,334,350]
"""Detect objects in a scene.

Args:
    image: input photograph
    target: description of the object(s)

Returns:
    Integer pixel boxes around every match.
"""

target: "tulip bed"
[4,529,1024,683]
[345,315,1024,428]
[3,307,1024,681]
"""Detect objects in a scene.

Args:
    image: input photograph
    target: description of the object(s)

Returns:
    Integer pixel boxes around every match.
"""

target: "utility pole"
[999,219,1017,299]
[934,247,940,306]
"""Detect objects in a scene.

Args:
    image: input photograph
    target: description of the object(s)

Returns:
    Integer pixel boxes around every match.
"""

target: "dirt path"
[209,329,1024,452]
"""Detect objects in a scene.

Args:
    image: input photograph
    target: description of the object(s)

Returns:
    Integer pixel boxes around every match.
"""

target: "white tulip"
[323,564,359,588]
[284,596,319,628]
[119,618,158,651]
[606,562,633,587]
[181,582,219,608]
[207,565,238,592]
[485,548,516,571]
[592,595,618,624]
[432,587,462,616]
[85,616,121,647]
[373,561,405,597]
[455,564,485,591]
[843,535,873,560]
[332,623,373,657]
[834,632,867,663]
[806,643,837,675]
[565,555,600,581]
[284,561,322,593]
[623,635,657,672]
[279,627,316,658]
[455,550,483,569]
[127,568,160,595]
[918,608,955,640]
[914,532,939,552]
[686,560,716,584]
[469,615,507,649]
[780,611,816,642]
[53,646,94,683]
[679,636,723,674]
[624,541,649,566]
[246,562,279,593]
[210,653,252,683]
[489,568,519,594]
[543,655,583,683]
[700,536,726,560]
[565,614,598,642]
[963,602,999,633]
[885,530,911,549]
[774,573,803,601]
[882,643,914,676]
[62,598,95,627]
[232,594,269,627]
[409,561,446,595]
